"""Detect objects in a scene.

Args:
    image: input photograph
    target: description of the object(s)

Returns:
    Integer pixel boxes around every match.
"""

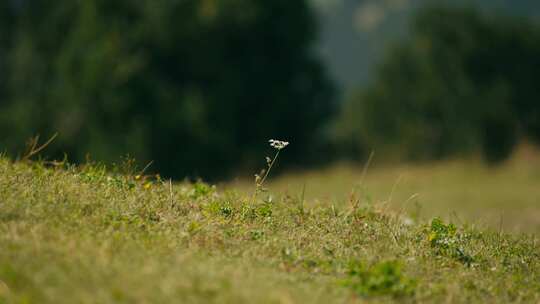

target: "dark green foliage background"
[336,6,540,163]
[2,2,540,179]
[0,0,335,179]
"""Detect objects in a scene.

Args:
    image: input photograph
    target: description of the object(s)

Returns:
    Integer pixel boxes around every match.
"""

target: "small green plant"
[256,202,273,218]
[248,229,264,240]
[186,220,202,234]
[203,200,234,218]
[428,217,474,265]
[341,260,416,298]
[190,182,215,199]
[250,139,289,204]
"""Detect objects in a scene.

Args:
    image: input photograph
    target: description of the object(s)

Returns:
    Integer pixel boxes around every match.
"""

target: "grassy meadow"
[232,145,540,234]
[1,149,540,303]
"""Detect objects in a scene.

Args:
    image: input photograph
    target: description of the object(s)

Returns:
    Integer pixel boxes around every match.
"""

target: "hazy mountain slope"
[312,0,540,92]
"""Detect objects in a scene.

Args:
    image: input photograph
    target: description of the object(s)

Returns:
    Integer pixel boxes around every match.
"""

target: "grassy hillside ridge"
[233,146,540,234]
[1,156,539,303]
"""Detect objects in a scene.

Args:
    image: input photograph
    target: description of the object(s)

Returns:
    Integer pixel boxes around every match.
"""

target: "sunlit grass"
[1,148,539,303]
[229,144,540,233]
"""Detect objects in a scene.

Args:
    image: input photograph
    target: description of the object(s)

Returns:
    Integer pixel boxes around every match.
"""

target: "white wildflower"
[268,139,289,150]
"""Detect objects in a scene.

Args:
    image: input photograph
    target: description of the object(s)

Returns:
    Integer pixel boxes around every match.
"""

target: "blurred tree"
[337,6,540,163]
[0,0,335,179]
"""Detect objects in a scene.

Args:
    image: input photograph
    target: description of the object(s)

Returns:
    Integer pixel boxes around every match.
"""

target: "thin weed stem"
[251,150,280,204]
[260,150,280,186]
[250,139,288,204]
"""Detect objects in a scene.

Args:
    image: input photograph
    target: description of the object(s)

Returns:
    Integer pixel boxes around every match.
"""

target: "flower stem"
[250,149,280,204]
[260,150,280,186]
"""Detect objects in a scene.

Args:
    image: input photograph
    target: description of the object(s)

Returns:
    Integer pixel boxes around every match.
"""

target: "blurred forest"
[335,6,540,163]
[0,0,335,179]
[313,0,540,90]
[1,1,540,179]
